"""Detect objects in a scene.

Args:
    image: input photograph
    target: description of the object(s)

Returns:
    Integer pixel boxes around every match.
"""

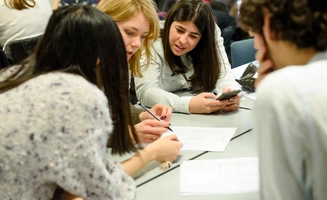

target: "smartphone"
[216,90,241,100]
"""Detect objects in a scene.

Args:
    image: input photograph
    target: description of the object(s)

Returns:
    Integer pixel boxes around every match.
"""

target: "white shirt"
[0,0,52,49]
[134,24,240,113]
[253,51,327,200]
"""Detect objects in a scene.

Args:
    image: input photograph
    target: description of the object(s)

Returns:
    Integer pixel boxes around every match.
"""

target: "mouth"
[174,44,185,51]
[126,51,134,58]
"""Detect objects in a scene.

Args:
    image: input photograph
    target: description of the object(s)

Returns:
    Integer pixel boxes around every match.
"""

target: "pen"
[239,106,251,110]
[137,102,174,133]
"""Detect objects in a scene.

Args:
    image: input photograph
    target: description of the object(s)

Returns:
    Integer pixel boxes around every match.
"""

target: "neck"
[273,41,317,70]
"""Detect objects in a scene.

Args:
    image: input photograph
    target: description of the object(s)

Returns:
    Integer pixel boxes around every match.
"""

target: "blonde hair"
[97,0,160,77]
[5,0,35,10]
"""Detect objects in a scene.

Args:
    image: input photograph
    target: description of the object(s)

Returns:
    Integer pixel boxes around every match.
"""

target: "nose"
[131,36,142,49]
[178,34,187,44]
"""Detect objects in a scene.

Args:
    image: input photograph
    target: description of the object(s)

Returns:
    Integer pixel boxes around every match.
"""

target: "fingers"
[142,133,162,143]
[165,133,179,141]
[228,93,242,104]
[150,104,172,121]
[220,102,240,112]
[198,92,217,99]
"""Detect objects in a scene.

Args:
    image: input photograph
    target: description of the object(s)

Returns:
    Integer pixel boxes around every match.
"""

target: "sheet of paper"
[180,157,259,196]
[163,126,236,152]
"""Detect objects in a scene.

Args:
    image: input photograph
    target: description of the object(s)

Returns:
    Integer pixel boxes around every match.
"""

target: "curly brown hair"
[239,0,327,51]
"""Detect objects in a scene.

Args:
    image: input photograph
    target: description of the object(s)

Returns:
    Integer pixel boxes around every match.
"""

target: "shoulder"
[26,72,108,109]
[154,38,164,55]
[256,67,298,103]
[256,62,327,114]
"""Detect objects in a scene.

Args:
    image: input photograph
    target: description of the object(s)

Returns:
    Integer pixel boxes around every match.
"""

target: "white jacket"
[134,24,240,113]
[0,0,52,49]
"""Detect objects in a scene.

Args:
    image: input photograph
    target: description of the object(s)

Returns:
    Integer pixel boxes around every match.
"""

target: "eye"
[176,28,184,33]
[141,35,147,40]
[125,30,134,35]
[190,35,198,39]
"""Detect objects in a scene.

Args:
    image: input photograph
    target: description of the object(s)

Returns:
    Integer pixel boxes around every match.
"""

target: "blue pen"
[137,102,174,133]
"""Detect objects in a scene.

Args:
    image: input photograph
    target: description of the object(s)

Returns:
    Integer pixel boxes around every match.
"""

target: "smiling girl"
[135,0,242,114]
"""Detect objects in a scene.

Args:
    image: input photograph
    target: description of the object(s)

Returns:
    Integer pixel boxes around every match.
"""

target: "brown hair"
[162,0,221,93]
[239,0,327,51]
[5,0,35,10]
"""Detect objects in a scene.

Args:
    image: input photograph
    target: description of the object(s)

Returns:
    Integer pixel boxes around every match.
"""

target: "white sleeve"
[134,42,192,114]
[213,24,240,95]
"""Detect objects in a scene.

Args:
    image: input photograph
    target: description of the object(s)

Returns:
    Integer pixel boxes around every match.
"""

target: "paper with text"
[180,157,259,196]
[163,126,236,152]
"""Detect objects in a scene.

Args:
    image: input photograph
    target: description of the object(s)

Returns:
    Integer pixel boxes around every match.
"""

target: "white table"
[136,130,259,200]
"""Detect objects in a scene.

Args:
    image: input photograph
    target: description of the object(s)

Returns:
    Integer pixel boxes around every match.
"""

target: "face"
[116,12,150,60]
[169,21,201,56]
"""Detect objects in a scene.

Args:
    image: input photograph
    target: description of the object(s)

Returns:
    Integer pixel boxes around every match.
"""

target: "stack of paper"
[163,126,236,152]
[180,157,259,196]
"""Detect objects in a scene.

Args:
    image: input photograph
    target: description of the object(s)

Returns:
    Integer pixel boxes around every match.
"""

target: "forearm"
[138,87,192,113]
[121,148,155,177]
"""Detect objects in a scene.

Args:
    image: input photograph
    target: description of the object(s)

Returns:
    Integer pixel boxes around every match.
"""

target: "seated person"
[0,5,181,199]
[135,0,241,114]
[0,0,52,63]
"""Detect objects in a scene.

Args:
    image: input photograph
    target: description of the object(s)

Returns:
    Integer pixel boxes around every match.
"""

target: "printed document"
[180,157,259,196]
[163,126,236,152]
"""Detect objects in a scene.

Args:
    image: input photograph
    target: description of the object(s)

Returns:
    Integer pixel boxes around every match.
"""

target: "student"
[52,0,98,10]
[97,0,173,143]
[0,5,181,199]
[134,0,241,114]
[239,0,327,199]
[0,0,52,63]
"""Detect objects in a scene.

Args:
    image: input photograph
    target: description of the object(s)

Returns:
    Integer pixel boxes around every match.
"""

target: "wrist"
[142,144,157,161]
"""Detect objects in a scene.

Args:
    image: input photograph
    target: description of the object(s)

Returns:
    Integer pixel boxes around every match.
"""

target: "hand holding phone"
[216,89,241,100]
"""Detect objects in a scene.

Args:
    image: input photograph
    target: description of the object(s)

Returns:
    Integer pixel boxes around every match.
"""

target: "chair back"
[230,38,256,68]
[0,48,11,70]
[210,0,229,14]
[4,35,42,65]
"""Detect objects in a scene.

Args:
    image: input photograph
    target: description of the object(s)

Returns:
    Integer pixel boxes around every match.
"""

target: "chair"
[230,38,256,68]
[0,48,11,70]
[4,35,42,65]
[210,0,229,14]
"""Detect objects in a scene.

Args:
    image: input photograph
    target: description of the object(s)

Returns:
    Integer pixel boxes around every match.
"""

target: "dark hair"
[0,5,139,154]
[239,0,327,51]
[162,0,221,93]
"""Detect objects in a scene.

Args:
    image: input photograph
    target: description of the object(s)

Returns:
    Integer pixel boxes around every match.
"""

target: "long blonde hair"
[97,0,160,77]
[5,0,35,10]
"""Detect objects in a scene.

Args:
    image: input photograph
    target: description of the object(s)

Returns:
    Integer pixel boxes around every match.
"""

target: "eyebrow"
[128,27,150,34]
[176,25,201,36]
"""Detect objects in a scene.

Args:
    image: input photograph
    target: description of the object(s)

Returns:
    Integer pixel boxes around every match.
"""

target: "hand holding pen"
[137,102,174,132]
[138,103,172,123]
[137,102,182,170]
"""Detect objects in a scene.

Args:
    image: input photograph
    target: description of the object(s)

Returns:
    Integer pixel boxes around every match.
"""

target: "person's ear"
[262,8,274,42]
